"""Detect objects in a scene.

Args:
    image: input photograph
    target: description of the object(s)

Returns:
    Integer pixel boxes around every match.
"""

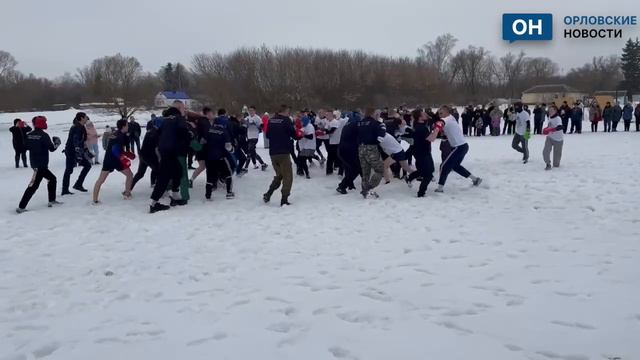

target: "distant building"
[155,91,194,109]
[521,84,586,105]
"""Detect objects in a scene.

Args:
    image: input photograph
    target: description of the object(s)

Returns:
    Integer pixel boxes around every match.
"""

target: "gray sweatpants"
[358,144,384,191]
[512,134,529,161]
[542,137,563,167]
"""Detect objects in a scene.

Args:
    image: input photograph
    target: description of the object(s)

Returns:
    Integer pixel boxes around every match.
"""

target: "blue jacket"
[623,104,634,120]
[205,118,231,161]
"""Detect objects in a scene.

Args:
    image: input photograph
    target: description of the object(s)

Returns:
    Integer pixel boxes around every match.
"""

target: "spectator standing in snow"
[602,102,614,132]
[589,103,602,132]
[62,112,93,195]
[16,116,62,213]
[611,102,622,132]
[489,106,503,136]
[102,125,113,151]
[533,104,545,135]
[263,105,297,206]
[542,105,564,170]
[635,104,640,132]
[314,110,330,166]
[9,119,31,168]
[622,102,634,132]
[92,119,135,204]
[570,103,583,134]
[512,102,530,164]
[461,105,473,136]
[85,120,101,165]
[127,116,141,155]
[428,106,482,192]
[559,101,571,133]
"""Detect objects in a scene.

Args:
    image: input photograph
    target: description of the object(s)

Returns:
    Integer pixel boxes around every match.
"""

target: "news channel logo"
[503,13,553,42]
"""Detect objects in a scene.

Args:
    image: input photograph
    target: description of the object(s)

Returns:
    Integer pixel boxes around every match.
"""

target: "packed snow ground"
[1,110,639,360]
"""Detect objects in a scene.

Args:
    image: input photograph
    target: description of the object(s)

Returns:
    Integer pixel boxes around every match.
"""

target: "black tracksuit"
[406,121,435,196]
[204,118,233,197]
[132,125,159,190]
[10,125,32,168]
[18,129,58,209]
[337,119,360,190]
[229,118,248,175]
[150,115,191,202]
[533,107,544,135]
[127,121,141,155]
[461,110,473,136]
[62,122,92,192]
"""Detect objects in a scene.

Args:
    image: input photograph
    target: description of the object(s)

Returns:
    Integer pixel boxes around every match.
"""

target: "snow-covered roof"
[523,84,582,94]
[158,91,190,100]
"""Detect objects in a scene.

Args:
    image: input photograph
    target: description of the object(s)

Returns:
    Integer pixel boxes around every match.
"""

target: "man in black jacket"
[128,116,141,155]
[149,106,192,213]
[357,107,386,198]
[570,103,583,134]
[9,118,32,168]
[461,106,473,136]
[533,104,545,135]
[62,112,93,195]
[336,111,361,194]
[16,116,62,213]
[131,120,159,190]
[204,113,234,200]
[559,101,571,133]
[263,104,297,206]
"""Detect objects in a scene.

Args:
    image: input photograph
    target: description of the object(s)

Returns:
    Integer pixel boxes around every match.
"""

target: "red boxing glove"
[295,119,302,130]
[295,129,304,139]
[120,155,131,169]
[315,129,325,137]
[543,127,553,135]
[123,151,136,160]
[434,120,444,132]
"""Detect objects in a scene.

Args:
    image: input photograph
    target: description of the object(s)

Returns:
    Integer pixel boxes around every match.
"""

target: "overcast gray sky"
[2,0,639,78]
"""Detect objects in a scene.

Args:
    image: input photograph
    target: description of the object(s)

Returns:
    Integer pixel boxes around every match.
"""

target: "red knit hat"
[34,116,48,130]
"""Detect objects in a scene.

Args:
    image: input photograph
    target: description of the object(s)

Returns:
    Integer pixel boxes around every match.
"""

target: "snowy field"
[1,110,639,360]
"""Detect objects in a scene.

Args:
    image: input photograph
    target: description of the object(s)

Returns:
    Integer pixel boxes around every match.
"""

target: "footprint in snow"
[550,320,596,330]
[328,346,358,359]
[32,342,60,359]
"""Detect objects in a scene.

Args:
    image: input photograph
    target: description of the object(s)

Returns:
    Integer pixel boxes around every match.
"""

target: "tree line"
[0,34,636,115]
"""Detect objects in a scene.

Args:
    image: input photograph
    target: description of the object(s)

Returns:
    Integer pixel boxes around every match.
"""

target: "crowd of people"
[9,98,638,214]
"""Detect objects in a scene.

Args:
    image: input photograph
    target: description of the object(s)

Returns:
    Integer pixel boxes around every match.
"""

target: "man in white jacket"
[244,106,268,171]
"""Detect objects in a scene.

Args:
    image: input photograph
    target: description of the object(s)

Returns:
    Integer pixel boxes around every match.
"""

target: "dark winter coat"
[266,114,296,156]
[622,104,634,120]
[570,107,583,122]
[602,106,615,122]
[140,126,159,163]
[10,125,32,150]
[128,121,141,139]
[65,122,88,153]
[157,115,192,157]
[204,118,232,161]
[612,105,622,122]
[356,116,386,145]
[27,129,57,169]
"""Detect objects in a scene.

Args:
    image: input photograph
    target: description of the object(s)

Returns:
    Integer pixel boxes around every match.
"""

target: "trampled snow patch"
[1,110,639,360]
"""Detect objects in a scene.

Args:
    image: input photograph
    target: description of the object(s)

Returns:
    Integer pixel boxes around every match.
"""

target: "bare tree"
[416,33,458,78]
[524,57,559,81]
[78,54,147,118]
[565,55,622,93]
[496,51,527,98]
[450,46,495,102]
[0,50,18,83]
